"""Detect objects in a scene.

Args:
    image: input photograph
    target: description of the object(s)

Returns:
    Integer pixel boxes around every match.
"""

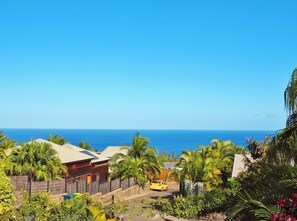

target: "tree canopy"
[6,141,66,181]
[111,133,162,187]
[177,139,246,190]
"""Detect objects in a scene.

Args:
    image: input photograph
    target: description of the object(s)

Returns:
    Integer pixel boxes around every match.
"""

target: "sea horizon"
[1,128,276,155]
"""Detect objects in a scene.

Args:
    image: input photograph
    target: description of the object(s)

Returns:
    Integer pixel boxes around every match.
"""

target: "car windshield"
[152,180,161,184]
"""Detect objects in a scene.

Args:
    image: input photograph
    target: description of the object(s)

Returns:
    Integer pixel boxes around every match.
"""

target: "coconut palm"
[48,134,67,145]
[0,131,5,142]
[267,68,297,165]
[284,68,297,115]
[0,131,16,161]
[178,149,204,183]
[111,133,161,187]
[0,138,16,160]
[79,141,91,150]
[7,141,66,181]
[177,140,245,191]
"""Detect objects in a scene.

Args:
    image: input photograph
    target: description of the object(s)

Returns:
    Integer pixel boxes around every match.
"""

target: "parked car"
[149,180,168,191]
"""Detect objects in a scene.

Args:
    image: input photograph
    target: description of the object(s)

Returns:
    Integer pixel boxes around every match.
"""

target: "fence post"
[76,179,78,193]
[120,179,122,188]
[128,177,130,188]
[27,174,31,199]
[65,179,67,193]
[110,180,112,192]
[47,180,50,192]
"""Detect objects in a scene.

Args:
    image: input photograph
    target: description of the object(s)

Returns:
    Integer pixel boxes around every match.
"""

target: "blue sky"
[0,0,296,130]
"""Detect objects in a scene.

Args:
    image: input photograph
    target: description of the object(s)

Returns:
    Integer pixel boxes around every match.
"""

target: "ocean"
[1,129,275,155]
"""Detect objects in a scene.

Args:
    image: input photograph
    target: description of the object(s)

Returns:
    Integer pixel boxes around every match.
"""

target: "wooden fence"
[9,176,136,197]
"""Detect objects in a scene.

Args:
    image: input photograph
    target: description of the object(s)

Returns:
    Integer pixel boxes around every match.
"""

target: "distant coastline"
[1,129,275,155]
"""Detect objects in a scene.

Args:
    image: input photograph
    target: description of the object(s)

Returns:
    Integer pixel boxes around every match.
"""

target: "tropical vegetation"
[79,141,92,150]
[5,141,66,181]
[0,131,16,161]
[0,68,297,220]
[49,134,68,145]
[174,139,246,191]
[17,192,105,221]
[111,133,162,187]
[0,168,16,220]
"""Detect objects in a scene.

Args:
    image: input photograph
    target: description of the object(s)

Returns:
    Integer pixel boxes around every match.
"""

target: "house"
[34,139,110,184]
[231,154,253,177]
[100,146,128,159]
[63,143,110,183]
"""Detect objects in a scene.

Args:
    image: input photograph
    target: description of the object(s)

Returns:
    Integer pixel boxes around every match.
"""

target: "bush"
[154,188,232,219]
[18,192,55,220]
[17,192,105,221]
[198,188,229,214]
[237,162,297,204]
[158,195,201,219]
[0,169,16,220]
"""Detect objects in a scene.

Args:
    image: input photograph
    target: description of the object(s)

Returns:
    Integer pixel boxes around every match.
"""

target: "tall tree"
[48,134,67,145]
[6,141,66,181]
[267,68,297,165]
[177,140,246,190]
[111,133,161,187]
[284,68,297,115]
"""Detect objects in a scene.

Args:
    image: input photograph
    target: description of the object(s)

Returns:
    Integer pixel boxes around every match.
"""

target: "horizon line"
[0,127,278,131]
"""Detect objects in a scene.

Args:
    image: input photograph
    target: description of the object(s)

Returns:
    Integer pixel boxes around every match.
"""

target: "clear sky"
[0,0,296,130]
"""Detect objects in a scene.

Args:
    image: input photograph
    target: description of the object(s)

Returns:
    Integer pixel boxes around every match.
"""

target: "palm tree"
[6,141,66,181]
[0,131,5,142]
[0,138,16,160]
[178,149,204,183]
[204,139,241,186]
[79,141,91,150]
[111,133,161,187]
[177,140,245,191]
[267,68,297,165]
[48,134,67,145]
[284,68,297,115]
[0,131,17,161]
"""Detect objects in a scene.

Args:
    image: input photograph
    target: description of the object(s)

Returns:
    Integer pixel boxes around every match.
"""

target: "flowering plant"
[271,193,297,221]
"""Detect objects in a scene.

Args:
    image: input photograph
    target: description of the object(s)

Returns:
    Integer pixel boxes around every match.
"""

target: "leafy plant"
[227,189,272,221]
[0,169,16,220]
[6,141,67,181]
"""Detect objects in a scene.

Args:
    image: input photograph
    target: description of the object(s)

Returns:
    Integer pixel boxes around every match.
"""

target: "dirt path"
[122,189,179,221]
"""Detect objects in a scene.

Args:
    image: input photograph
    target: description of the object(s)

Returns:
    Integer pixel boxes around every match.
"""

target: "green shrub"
[0,169,16,220]
[154,195,201,219]
[18,192,56,220]
[153,187,232,219]
[17,192,104,221]
[237,162,297,204]
[198,189,229,214]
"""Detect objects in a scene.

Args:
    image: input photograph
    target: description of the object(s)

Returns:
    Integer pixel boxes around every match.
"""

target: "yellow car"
[149,180,168,191]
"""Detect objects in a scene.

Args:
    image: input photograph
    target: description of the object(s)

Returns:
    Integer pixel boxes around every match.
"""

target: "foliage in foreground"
[153,187,233,219]
[18,192,105,221]
[0,169,16,220]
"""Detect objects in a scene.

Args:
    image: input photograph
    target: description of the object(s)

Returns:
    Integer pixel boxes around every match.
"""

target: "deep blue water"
[1,129,275,155]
